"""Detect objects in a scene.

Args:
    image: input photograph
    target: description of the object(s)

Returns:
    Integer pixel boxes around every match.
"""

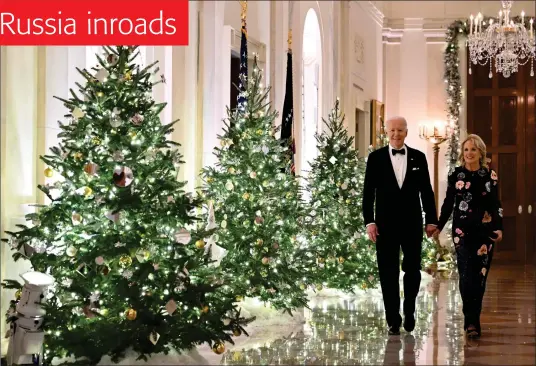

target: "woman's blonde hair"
[458,134,488,168]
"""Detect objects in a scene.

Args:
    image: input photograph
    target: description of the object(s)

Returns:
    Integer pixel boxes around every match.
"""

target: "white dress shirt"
[389,144,407,189]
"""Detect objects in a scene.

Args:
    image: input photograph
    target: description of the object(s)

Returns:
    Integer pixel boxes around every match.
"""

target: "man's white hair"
[385,116,408,130]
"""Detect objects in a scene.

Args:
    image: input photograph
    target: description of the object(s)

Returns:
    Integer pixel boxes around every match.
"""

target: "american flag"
[280,48,295,175]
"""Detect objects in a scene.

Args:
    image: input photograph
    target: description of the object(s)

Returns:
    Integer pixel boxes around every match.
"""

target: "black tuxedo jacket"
[362,145,438,238]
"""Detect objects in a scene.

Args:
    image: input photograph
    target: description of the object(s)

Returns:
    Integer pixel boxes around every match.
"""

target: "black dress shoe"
[403,315,415,332]
[388,326,400,335]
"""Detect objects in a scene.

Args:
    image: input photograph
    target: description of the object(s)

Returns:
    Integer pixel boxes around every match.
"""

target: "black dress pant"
[455,231,494,332]
[376,230,422,328]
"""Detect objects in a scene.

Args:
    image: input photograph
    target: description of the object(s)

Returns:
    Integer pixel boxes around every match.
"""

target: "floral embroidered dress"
[438,166,503,331]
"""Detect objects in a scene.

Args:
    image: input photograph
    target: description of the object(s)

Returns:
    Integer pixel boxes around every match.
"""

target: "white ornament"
[175,229,191,244]
[225,181,234,191]
[66,246,77,257]
[329,156,337,164]
[262,145,270,154]
[72,107,85,120]
[95,68,110,82]
[341,182,348,190]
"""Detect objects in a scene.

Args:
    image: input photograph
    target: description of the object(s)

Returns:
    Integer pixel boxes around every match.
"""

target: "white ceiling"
[372,1,535,20]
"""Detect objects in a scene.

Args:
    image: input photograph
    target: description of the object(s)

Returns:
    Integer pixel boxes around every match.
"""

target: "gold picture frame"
[370,100,385,148]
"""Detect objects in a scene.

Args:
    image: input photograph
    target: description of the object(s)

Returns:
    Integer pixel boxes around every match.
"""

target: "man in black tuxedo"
[362,116,437,335]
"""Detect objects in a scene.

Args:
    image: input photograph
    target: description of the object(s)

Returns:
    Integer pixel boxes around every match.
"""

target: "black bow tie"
[392,149,405,156]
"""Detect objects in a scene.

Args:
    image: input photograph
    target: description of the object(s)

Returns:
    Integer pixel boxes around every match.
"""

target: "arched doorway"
[301,9,322,186]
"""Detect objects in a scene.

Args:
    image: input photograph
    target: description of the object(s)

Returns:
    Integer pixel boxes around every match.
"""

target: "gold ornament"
[256,129,263,135]
[346,199,351,204]
[286,192,293,199]
[361,282,368,289]
[317,257,325,263]
[73,152,83,160]
[299,283,306,290]
[256,239,263,246]
[44,167,54,178]
[15,290,21,300]
[92,137,101,145]
[338,257,345,264]
[125,308,137,320]
[228,167,236,174]
[195,240,205,249]
[124,71,132,81]
[83,187,93,197]
[96,92,104,97]
[212,342,225,355]
[316,284,323,291]
[235,295,243,302]
[119,255,133,268]
[201,305,209,313]
[129,131,137,138]
[242,192,250,200]
[232,328,242,337]
[206,177,214,183]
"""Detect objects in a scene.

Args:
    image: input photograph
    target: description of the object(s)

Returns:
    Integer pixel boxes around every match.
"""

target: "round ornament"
[119,255,133,268]
[125,308,137,320]
[212,342,225,355]
[113,167,134,188]
[44,167,54,178]
[195,240,205,249]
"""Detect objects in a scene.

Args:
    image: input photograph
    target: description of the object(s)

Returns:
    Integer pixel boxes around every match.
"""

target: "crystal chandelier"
[467,0,535,78]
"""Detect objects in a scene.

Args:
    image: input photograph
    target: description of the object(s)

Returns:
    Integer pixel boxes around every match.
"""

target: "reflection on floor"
[221,264,535,365]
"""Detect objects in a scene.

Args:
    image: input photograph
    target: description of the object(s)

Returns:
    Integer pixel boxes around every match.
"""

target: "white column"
[398,18,428,152]
[169,2,200,190]
[200,1,226,169]
[146,46,173,125]
[270,0,288,133]
[0,46,39,355]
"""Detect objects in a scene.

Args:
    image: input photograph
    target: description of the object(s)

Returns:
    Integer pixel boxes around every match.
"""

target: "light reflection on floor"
[221,264,535,365]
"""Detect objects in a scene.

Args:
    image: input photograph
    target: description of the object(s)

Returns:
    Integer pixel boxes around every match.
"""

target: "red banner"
[0,0,189,45]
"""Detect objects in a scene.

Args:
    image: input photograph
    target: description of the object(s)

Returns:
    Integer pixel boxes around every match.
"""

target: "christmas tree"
[201,59,313,313]
[305,100,379,292]
[2,46,250,365]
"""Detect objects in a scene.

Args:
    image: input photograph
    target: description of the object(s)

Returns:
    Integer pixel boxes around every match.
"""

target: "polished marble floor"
[221,264,536,365]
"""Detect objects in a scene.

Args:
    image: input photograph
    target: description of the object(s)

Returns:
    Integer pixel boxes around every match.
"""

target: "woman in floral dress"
[434,134,503,338]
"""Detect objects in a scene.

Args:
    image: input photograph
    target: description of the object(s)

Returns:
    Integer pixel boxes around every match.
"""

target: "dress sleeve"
[489,169,503,231]
[438,171,456,232]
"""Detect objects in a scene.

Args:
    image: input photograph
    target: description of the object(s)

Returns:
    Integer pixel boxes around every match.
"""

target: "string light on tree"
[1,46,252,365]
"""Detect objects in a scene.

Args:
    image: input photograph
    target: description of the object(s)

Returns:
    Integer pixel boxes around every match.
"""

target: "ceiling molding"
[352,1,385,28]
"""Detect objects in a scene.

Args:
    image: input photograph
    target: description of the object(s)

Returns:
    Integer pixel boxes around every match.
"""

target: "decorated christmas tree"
[2,46,250,365]
[304,100,379,292]
[201,59,313,313]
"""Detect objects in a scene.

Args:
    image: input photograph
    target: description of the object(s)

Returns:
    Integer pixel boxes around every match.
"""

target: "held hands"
[366,224,379,243]
[491,230,503,243]
[425,225,437,238]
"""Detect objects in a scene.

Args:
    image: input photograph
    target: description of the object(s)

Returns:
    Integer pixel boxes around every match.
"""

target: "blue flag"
[237,22,248,110]
[280,50,295,175]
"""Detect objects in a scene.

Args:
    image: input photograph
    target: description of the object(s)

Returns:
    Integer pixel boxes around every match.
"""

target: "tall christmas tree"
[2,46,250,365]
[201,59,313,313]
[305,100,379,292]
